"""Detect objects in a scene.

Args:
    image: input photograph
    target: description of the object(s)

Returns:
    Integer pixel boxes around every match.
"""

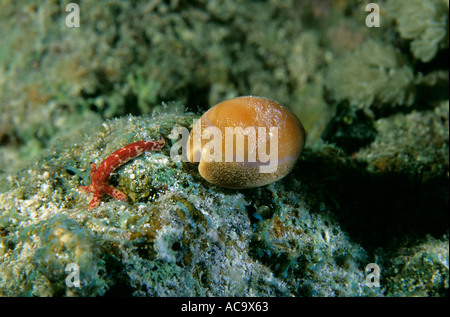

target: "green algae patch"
[326,39,415,111]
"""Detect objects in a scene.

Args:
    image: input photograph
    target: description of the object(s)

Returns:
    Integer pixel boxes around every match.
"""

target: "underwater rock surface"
[0,105,448,296]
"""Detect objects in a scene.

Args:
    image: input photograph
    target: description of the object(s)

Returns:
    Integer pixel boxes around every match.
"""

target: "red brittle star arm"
[78,136,165,210]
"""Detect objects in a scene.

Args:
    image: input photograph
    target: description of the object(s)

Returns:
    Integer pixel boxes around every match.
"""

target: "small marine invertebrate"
[187,96,305,189]
[79,136,165,210]
[326,39,415,110]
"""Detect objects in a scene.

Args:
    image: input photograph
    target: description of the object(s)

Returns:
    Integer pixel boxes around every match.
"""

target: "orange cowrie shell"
[187,96,305,189]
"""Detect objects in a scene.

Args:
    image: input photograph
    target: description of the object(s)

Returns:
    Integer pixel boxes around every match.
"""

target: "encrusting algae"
[78,137,165,210]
